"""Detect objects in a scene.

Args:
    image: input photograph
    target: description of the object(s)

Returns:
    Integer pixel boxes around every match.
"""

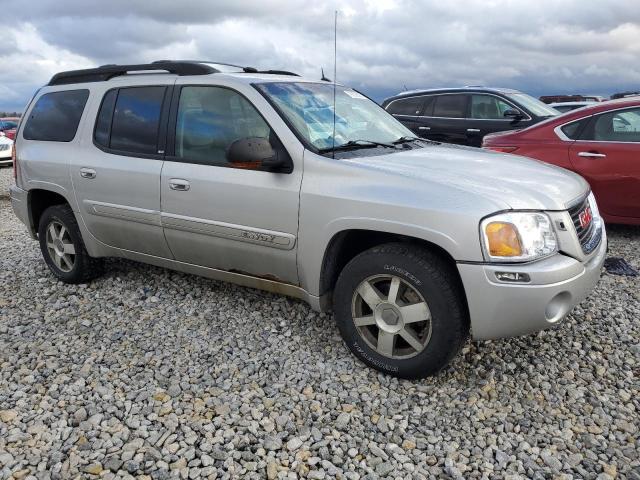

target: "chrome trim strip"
[84,200,161,226]
[161,212,296,250]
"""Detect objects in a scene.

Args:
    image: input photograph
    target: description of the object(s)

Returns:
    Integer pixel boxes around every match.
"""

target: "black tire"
[333,243,468,379]
[38,204,104,284]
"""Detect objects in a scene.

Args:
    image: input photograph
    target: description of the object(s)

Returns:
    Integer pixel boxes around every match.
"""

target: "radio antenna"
[331,10,338,159]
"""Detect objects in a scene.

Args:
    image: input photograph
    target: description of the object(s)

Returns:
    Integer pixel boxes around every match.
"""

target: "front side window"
[470,95,513,119]
[109,87,166,154]
[175,86,272,166]
[587,108,640,142]
[23,90,89,142]
[386,97,423,116]
[432,94,467,118]
[256,82,413,150]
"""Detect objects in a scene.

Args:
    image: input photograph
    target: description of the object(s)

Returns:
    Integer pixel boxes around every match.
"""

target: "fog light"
[495,272,530,283]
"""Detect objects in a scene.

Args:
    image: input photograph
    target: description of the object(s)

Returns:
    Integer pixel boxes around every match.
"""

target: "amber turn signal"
[485,222,522,257]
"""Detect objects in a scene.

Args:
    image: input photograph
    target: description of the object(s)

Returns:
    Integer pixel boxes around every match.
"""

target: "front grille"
[568,194,600,254]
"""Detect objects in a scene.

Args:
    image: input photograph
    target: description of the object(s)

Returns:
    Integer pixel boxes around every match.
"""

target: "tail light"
[484,146,519,153]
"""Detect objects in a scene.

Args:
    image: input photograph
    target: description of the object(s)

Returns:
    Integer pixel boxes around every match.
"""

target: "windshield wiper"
[393,136,438,146]
[319,139,397,153]
[392,136,422,144]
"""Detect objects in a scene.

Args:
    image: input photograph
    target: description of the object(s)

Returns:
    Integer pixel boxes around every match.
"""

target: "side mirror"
[503,109,523,119]
[226,137,288,171]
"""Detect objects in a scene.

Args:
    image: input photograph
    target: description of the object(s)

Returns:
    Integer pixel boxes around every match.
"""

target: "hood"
[346,143,588,211]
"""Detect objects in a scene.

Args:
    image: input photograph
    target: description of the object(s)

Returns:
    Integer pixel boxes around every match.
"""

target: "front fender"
[298,216,470,297]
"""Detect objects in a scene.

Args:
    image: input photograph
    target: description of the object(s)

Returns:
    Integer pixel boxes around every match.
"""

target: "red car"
[0,117,19,140]
[483,98,640,225]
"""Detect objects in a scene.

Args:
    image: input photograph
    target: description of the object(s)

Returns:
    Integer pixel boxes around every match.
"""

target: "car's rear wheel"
[38,204,104,283]
[333,243,468,379]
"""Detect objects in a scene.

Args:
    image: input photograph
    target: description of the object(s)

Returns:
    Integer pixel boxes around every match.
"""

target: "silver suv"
[10,61,606,378]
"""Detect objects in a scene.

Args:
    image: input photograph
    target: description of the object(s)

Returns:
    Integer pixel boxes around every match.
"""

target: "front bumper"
[458,225,607,340]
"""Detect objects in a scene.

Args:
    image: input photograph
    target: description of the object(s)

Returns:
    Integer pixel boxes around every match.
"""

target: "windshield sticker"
[344,90,367,100]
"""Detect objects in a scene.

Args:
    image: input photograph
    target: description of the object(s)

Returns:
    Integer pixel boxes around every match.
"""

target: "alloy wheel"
[351,274,432,359]
[45,220,76,273]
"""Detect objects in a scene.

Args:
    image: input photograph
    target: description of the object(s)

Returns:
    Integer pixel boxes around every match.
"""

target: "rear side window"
[94,86,166,154]
[386,97,423,116]
[23,90,89,142]
[433,94,467,118]
[584,108,640,142]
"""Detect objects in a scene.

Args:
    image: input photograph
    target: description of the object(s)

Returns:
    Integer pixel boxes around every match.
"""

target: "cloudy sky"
[1,0,639,111]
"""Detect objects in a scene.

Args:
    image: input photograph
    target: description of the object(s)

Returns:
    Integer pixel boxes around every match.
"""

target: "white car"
[0,133,13,166]
[549,101,596,113]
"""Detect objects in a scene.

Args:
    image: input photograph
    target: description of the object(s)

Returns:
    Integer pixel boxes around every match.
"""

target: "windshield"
[256,82,413,150]
[507,93,560,117]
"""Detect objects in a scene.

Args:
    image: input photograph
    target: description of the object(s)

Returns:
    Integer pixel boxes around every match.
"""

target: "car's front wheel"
[333,243,468,379]
[38,204,104,284]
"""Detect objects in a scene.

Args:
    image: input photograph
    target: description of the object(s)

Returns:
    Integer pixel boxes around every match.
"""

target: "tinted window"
[176,86,272,166]
[23,90,89,142]
[94,89,117,148]
[470,94,513,119]
[386,97,423,116]
[561,119,588,140]
[432,95,467,118]
[110,87,166,154]
[584,108,640,142]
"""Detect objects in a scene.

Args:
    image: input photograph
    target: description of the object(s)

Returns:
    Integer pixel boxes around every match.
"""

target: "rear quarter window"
[23,90,89,142]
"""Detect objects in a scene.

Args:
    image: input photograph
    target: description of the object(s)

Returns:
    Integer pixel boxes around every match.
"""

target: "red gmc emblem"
[579,206,593,229]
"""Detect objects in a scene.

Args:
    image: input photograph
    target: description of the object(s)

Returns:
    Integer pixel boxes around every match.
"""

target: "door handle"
[169,179,190,191]
[418,126,431,131]
[578,152,606,158]
[79,168,96,179]
[466,128,481,133]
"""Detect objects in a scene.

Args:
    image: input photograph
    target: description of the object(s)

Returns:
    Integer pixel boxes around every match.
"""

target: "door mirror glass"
[503,108,523,118]
[226,137,286,171]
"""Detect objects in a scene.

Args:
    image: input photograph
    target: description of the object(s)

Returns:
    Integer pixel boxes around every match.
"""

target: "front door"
[465,94,528,147]
[72,81,174,258]
[160,83,303,284]
[569,106,640,219]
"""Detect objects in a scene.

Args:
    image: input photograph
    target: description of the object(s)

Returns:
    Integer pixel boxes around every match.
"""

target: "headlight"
[481,212,557,262]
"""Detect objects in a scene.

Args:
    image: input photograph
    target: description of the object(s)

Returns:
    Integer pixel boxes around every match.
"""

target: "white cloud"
[1,0,639,110]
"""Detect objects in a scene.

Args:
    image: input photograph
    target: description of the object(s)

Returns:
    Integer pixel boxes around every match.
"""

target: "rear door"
[569,106,640,219]
[71,79,174,257]
[427,94,469,144]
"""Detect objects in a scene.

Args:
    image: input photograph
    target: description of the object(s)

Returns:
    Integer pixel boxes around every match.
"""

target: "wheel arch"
[318,227,466,311]
[28,188,73,237]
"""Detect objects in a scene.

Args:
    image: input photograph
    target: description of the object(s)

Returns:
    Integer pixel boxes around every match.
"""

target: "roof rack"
[48,61,217,86]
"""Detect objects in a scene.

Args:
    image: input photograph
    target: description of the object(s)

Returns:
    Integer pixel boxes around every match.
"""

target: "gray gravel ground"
[1,167,639,480]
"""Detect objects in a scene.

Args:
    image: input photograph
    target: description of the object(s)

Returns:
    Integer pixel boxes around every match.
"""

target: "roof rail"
[154,60,299,76]
[48,61,217,86]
